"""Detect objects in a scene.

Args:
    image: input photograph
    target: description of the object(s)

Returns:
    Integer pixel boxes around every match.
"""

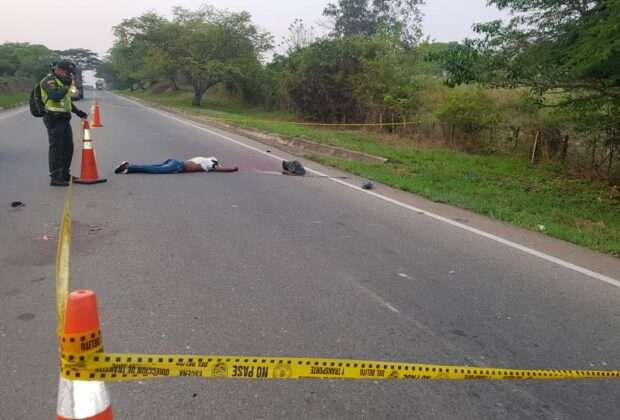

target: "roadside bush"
[434,87,500,149]
[284,34,417,124]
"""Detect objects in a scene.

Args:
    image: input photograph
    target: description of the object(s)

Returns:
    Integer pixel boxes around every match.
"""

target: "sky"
[1,0,508,57]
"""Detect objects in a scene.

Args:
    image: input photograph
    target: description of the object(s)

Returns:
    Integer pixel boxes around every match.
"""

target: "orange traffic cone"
[74,120,107,185]
[57,290,113,419]
[91,101,103,128]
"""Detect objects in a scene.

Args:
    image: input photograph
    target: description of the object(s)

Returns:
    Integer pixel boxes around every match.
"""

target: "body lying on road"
[114,157,239,174]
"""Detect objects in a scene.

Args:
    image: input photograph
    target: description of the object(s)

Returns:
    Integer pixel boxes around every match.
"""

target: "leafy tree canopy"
[58,48,101,71]
[473,0,620,100]
[323,0,424,46]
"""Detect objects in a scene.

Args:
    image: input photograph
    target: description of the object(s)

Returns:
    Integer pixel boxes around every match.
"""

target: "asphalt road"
[1,91,619,419]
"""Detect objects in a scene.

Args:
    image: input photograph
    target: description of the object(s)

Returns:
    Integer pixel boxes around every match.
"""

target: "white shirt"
[188,157,218,172]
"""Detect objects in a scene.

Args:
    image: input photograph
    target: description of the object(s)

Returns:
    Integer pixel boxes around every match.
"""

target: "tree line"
[96,0,619,183]
[0,43,101,92]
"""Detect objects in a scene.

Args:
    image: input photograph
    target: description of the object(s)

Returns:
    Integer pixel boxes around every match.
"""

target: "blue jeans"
[126,159,185,174]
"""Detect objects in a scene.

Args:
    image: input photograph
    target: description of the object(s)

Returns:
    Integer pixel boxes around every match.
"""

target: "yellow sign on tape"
[56,181,620,384]
[59,329,102,354]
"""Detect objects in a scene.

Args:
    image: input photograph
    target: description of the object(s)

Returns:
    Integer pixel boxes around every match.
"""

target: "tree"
[473,0,620,101]
[108,6,272,106]
[323,0,375,37]
[0,43,58,80]
[284,33,416,122]
[428,41,486,87]
[282,18,317,53]
[434,87,501,147]
[0,44,19,76]
[323,0,424,46]
[58,49,101,71]
[110,42,148,90]
[167,7,272,106]
[96,59,124,89]
[111,12,167,90]
[470,0,620,174]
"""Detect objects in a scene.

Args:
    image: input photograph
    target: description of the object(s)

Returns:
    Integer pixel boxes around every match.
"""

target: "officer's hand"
[76,110,88,120]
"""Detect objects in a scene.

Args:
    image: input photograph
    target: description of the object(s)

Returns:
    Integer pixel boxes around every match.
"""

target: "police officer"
[40,60,88,186]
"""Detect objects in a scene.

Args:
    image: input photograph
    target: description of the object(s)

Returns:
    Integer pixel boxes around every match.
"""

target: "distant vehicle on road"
[95,80,104,91]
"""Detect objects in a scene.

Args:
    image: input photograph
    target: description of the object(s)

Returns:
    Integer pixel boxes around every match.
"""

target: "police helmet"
[54,60,77,74]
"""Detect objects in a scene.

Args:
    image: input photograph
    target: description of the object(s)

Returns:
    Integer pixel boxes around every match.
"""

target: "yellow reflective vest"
[40,74,73,114]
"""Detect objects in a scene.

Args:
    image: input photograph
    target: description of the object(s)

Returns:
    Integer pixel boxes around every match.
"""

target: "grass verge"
[126,89,620,256]
[0,92,28,108]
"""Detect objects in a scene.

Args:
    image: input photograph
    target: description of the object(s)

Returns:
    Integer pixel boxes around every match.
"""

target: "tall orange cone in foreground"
[57,290,113,419]
[74,120,107,185]
[91,102,103,128]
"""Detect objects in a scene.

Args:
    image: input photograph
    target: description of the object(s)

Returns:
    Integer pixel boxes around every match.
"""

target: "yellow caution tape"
[55,182,73,330]
[56,182,620,384]
[59,351,620,382]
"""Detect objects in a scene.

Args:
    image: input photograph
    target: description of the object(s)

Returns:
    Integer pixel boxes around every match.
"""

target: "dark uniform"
[39,63,87,185]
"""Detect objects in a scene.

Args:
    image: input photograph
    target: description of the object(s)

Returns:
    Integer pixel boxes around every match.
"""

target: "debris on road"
[10,201,25,208]
[88,225,105,235]
[282,160,306,176]
[362,181,374,190]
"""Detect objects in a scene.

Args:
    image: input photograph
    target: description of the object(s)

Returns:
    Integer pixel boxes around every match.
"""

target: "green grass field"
[127,89,620,256]
[0,92,28,108]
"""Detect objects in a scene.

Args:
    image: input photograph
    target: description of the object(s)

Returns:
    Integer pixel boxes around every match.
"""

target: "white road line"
[357,284,401,314]
[114,94,620,289]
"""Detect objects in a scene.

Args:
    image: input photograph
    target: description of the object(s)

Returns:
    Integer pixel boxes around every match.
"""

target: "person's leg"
[126,159,185,174]
[44,115,66,182]
[60,120,74,181]
[125,163,169,174]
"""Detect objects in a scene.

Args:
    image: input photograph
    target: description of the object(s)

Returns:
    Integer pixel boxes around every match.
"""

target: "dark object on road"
[282,160,306,176]
[362,181,374,190]
[10,201,25,208]
[50,179,70,187]
[114,161,130,174]
[212,167,240,173]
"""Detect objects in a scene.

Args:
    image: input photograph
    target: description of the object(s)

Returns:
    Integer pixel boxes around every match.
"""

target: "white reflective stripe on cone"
[57,376,111,418]
[83,141,93,150]
[84,129,92,141]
